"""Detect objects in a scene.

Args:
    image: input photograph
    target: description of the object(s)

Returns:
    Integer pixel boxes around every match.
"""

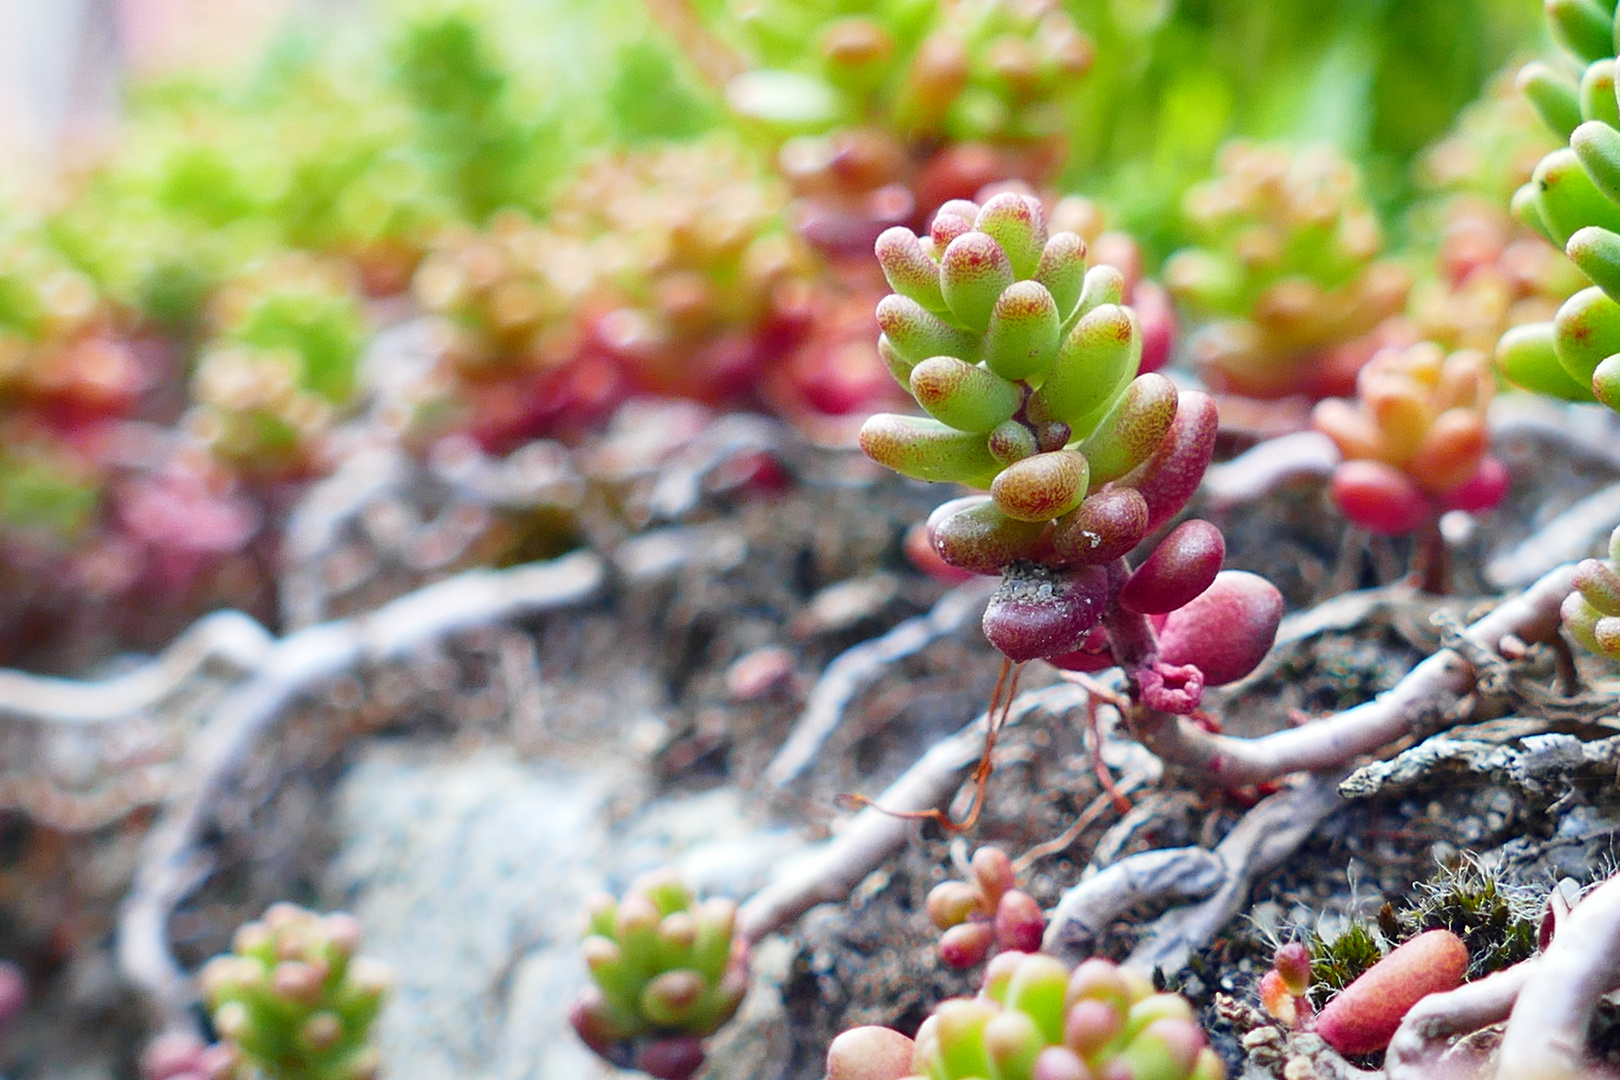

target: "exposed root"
[1486,479,1620,589]
[1043,845,1226,962]
[1202,430,1341,509]
[1124,773,1345,976]
[1123,563,1578,787]
[115,552,606,1034]
[763,578,995,787]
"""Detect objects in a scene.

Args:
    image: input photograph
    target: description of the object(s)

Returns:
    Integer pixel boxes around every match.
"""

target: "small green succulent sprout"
[198,903,391,1080]
[570,869,750,1080]
[1562,524,1620,659]
[826,952,1225,1080]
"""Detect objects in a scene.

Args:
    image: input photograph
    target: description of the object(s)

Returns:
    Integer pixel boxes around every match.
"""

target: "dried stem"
[764,578,995,787]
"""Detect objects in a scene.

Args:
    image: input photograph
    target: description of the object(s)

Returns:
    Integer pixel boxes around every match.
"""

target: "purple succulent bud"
[1329,459,1431,535]
[993,891,1048,958]
[1120,391,1219,533]
[1052,489,1150,566]
[941,921,996,968]
[634,1035,709,1080]
[983,563,1109,662]
[1273,942,1313,998]
[1156,571,1284,686]
[1119,520,1225,615]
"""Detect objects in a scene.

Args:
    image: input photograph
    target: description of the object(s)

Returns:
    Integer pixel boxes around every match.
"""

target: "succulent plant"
[724,0,1091,255]
[826,952,1225,1080]
[570,869,750,1080]
[1311,341,1507,541]
[1164,141,1412,400]
[1563,523,1620,660]
[198,903,392,1080]
[187,255,367,477]
[925,846,1045,969]
[1495,1,1620,413]
[859,194,1281,706]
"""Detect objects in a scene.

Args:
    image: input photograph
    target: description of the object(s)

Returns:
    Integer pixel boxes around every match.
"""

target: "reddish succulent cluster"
[570,870,750,1080]
[1164,142,1412,400]
[1311,341,1507,537]
[859,194,1281,708]
[726,0,1092,257]
[925,846,1045,968]
[1563,524,1620,661]
[827,952,1225,1080]
[413,138,859,449]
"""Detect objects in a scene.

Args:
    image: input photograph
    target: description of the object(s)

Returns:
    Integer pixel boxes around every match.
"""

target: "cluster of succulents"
[187,255,368,477]
[827,952,1224,1080]
[1310,341,1507,539]
[925,846,1045,969]
[1564,524,1620,661]
[198,903,392,1080]
[1406,197,1588,357]
[1163,142,1412,400]
[724,0,1092,255]
[1496,0,1620,413]
[412,136,860,448]
[858,194,1281,707]
[570,870,750,1080]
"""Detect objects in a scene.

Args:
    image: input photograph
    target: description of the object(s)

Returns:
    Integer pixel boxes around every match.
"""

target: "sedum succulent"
[1164,142,1411,400]
[570,869,750,1080]
[826,952,1225,1080]
[724,0,1091,255]
[1563,523,1620,660]
[1311,341,1507,540]
[188,255,367,478]
[859,194,1281,704]
[925,846,1045,969]
[198,903,392,1080]
[1495,0,1620,412]
[412,137,834,448]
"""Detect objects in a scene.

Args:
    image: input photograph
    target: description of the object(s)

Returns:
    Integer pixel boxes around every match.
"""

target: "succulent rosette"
[198,904,392,1080]
[570,870,750,1080]
[826,952,1225,1080]
[859,194,1281,703]
[1563,524,1620,660]
[187,255,367,478]
[1494,0,1620,414]
[1164,142,1411,400]
[1312,341,1507,536]
[725,0,1091,254]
